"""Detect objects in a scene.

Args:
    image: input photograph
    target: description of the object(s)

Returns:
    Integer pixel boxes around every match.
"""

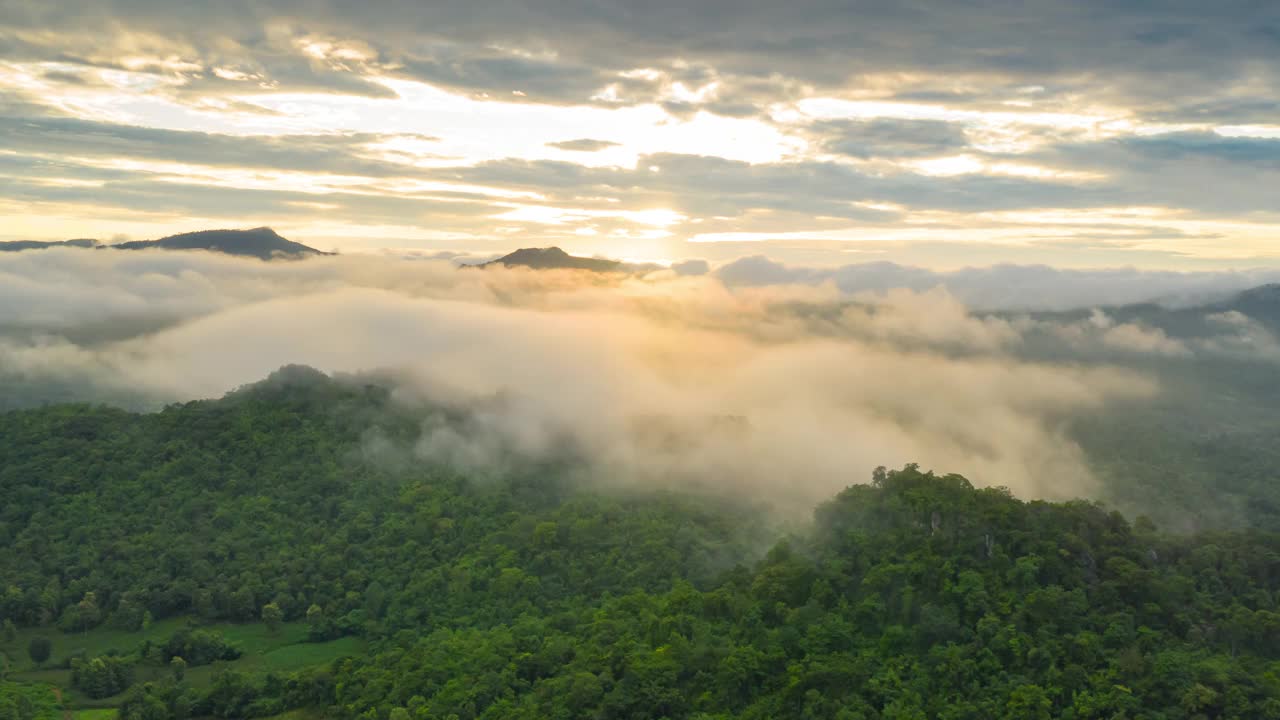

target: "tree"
[117,682,184,720]
[58,592,102,634]
[0,619,14,642]
[112,592,146,631]
[70,655,134,699]
[364,581,388,620]
[171,656,187,682]
[163,628,240,666]
[261,602,283,634]
[77,592,101,628]
[27,636,51,665]
[1006,684,1053,720]
[229,588,256,621]
[306,604,326,641]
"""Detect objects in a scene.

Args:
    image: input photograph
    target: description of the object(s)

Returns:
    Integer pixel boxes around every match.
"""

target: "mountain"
[480,246,658,273]
[1001,283,1280,532]
[1013,282,1280,344]
[0,227,324,260]
[111,227,324,259]
[1215,283,1280,334]
[482,246,624,271]
[0,238,99,251]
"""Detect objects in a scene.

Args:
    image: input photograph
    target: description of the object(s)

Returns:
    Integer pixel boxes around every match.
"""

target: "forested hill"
[4,368,1280,719]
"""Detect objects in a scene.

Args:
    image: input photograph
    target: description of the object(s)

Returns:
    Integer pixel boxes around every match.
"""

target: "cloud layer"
[4,248,1234,513]
[711,256,1280,311]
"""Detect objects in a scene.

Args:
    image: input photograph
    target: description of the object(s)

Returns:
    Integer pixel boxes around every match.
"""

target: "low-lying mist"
[7,247,1272,514]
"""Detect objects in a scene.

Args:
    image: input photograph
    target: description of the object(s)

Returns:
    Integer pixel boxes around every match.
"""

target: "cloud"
[812,118,970,158]
[670,258,710,276]
[714,255,1280,311]
[5,0,1280,268]
[1031,132,1280,215]
[1122,133,1280,167]
[445,152,1111,224]
[0,248,1168,512]
[5,10,1280,264]
[547,138,620,152]
[1029,309,1191,357]
[1199,311,1280,359]
[1097,321,1189,356]
[396,52,611,104]
[0,116,443,179]
[4,0,1278,120]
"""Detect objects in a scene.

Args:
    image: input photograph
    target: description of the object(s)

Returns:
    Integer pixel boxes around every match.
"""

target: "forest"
[4,367,1280,720]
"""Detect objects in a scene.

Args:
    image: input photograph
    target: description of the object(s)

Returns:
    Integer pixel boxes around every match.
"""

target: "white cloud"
[0,248,1165,511]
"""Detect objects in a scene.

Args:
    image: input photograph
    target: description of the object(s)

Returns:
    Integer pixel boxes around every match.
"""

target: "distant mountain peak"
[1,227,325,260]
[1235,283,1280,302]
[112,227,325,259]
[479,246,657,273]
[0,238,100,251]
[1217,283,1280,334]
[501,246,573,262]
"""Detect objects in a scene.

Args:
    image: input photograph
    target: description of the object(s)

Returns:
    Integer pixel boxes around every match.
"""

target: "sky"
[1,0,1279,268]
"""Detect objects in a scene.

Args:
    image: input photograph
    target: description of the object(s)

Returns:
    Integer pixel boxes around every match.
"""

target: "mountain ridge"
[477,246,659,273]
[0,227,325,260]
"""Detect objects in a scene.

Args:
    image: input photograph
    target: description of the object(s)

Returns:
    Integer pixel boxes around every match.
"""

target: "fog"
[10,247,1265,513]
[712,256,1280,311]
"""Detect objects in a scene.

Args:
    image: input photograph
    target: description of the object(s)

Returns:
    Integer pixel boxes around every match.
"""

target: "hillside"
[3,368,1280,719]
[1001,286,1280,531]
[1219,283,1280,334]
[1016,283,1280,344]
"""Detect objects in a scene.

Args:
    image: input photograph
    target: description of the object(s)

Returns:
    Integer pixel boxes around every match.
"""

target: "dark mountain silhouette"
[1216,284,1280,333]
[478,246,662,273]
[481,246,624,272]
[0,228,324,260]
[112,227,325,259]
[0,239,99,251]
[1014,283,1280,341]
[1121,283,1280,337]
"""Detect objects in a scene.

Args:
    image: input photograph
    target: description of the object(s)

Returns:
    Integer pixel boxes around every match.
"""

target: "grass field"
[0,619,363,713]
[1,616,190,674]
[70,709,117,720]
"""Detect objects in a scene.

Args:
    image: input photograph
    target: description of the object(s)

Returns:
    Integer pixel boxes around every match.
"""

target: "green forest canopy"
[3,367,1280,719]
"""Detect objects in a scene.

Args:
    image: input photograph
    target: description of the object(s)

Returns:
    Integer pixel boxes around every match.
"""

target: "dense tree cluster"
[318,467,1280,719]
[116,666,334,720]
[1075,400,1280,533]
[159,628,241,667]
[70,654,134,699]
[4,368,1280,718]
[0,368,754,637]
